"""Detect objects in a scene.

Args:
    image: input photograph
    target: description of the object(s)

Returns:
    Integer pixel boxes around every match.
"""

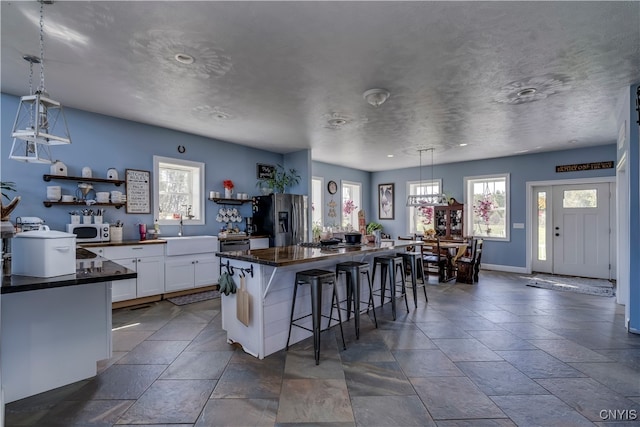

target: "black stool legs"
[398,252,428,307]
[286,269,346,365]
[334,261,378,340]
[372,256,409,320]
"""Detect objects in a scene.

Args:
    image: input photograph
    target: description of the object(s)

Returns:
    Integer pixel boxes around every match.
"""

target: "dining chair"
[455,238,484,283]
[421,238,446,282]
[448,243,469,282]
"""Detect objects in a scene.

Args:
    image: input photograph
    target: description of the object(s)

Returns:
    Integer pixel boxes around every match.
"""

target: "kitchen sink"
[163,235,218,256]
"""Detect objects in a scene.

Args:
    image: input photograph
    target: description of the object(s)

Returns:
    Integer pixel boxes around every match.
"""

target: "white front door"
[552,183,611,279]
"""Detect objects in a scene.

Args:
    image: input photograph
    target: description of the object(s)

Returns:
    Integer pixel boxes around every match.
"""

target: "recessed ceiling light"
[568,139,578,144]
[328,118,347,126]
[459,143,468,147]
[174,53,195,65]
[387,154,394,158]
[516,88,537,98]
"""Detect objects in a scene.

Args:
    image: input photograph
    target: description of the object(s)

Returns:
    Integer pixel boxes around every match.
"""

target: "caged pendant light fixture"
[9,0,71,164]
[406,148,448,207]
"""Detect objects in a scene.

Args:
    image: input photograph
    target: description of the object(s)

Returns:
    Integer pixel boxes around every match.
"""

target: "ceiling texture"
[1,1,639,171]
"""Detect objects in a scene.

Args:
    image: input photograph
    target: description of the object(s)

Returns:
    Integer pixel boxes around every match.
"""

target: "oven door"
[220,239,250,252]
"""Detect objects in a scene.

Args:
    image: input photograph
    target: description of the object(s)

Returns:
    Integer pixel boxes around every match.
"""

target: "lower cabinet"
[165,253,219,292]
[87,244,165,302]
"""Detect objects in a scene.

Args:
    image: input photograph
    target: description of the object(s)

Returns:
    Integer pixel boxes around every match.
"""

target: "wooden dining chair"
[448,243,469,282]
[421,238,446,282]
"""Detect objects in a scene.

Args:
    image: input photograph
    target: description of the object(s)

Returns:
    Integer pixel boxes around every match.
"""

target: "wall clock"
[327,180,338,194]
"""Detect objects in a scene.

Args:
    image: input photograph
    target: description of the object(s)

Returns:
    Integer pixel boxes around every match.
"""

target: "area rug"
[167,290,220,306]
[526,274,615,297]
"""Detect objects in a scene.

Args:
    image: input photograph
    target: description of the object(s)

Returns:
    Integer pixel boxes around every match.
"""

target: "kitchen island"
[217,240,417,359]
[1,249,136,403]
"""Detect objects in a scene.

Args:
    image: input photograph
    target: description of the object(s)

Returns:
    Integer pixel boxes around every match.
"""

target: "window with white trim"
[341,180,362,231]
[153,156,205,225]
[311,177,323,226]
[407,179,442,235]
[465,173,509,240]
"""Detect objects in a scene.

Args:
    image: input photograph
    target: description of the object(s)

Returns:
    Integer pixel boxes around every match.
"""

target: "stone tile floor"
[5,271,640,426]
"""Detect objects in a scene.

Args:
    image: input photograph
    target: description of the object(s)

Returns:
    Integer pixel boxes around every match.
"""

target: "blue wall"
[312,161,372,228]
[371,145,617,269]
[1,92,619,272]
[1,93,288,240]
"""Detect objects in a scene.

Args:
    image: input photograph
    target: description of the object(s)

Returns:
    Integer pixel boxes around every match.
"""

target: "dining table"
[420,240,468,282]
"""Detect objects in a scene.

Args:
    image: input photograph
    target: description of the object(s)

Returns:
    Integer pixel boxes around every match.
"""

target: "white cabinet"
[250,237,269,249]
[165,253,219,292]
[87,244,165,302]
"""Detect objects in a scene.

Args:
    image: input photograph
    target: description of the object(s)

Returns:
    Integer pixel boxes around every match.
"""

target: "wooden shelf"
[43,201,125,209]
[43,174,125,186]
[209,198,252,205]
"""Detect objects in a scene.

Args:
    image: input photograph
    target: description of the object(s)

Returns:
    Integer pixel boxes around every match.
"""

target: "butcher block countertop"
[216,240,417,267]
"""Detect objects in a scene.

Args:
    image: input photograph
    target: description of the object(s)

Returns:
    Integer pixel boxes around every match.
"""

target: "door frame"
[525,176,616,277]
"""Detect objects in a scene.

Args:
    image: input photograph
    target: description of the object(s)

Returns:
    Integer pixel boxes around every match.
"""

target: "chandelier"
[406,148,448,207]
[9,0,71,164]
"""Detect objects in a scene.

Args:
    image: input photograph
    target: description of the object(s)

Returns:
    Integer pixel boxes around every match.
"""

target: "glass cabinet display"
[434,198,464,240]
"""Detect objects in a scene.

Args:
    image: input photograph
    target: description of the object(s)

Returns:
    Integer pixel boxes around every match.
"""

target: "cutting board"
[236,275,251,326]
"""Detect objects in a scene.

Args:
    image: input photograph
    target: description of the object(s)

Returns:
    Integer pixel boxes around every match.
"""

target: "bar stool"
[396,251,428,307]
[333,261,378,340]
[286,268,346,365]
[371,255,409,320]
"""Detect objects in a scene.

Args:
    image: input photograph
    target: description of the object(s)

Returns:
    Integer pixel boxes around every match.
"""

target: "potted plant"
[256,164,301,194]
[365,221,383,242]
[1,181,20,221]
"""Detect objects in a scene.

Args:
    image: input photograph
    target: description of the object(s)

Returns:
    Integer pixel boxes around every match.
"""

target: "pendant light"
[9,0,71,164]
[406,148,447,207]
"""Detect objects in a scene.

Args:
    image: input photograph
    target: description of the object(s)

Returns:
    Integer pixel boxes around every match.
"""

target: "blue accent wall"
[371,144,617,269]
[1,93,285,240]
[1,92,622,274]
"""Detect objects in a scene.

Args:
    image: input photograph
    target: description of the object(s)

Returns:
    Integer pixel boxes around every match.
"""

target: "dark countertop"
[216,240,417,267]
[1,248,137,294]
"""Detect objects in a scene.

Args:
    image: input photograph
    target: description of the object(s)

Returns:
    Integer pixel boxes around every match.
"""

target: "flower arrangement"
[223,180,234,190]
[473,193,496,234]
[418,205,433,225]
[343,199,357,215]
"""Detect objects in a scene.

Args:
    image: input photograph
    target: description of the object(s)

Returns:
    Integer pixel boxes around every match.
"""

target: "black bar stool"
[333,261,378,339]
[372,255,409,320]
[286,268,346,365]
[397,251,428,307]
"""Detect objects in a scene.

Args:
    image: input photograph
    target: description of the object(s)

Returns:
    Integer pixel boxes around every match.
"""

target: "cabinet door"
[136,256,165,297]
[193,254,218,287]
[111,258,137,302]
[165,256,195,292]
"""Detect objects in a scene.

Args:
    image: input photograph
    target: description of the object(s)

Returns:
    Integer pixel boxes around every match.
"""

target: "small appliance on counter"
[67,223,110,242]
[12,226,76,277]
[15,217,45,232]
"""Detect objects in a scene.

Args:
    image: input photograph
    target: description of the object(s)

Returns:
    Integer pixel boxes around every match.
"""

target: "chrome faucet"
[178,214,183,237]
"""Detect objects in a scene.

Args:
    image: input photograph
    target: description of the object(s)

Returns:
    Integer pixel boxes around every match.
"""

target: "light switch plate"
[513,223,525,229]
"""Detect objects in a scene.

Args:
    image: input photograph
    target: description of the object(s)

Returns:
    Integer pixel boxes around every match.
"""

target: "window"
[153,156,205,225]
[341,180,361,231]
[407,179,442,235]
[465,173,509,240]
[311,176,323,226]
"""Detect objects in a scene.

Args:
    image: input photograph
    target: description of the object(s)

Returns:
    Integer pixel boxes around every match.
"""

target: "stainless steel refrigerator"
[252,194,308,247]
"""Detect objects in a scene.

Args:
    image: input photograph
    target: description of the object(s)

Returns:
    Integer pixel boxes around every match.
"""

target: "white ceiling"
[2,1,638,171]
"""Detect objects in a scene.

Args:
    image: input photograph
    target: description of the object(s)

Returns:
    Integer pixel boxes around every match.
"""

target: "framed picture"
[378,183,394,220]
[256,163,275,179]
[125,169,151,214]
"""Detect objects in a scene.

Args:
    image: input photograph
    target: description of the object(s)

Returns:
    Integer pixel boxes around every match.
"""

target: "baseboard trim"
[481,263,528,274]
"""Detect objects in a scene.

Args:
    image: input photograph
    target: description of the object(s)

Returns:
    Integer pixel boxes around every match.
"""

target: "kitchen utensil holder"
[82,215,92,224]
[110,226,122,242]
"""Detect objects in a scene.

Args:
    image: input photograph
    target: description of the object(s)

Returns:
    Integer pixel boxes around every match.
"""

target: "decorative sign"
[256,163,275,179]
[125,169,151,214]
[555,161,614,173]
